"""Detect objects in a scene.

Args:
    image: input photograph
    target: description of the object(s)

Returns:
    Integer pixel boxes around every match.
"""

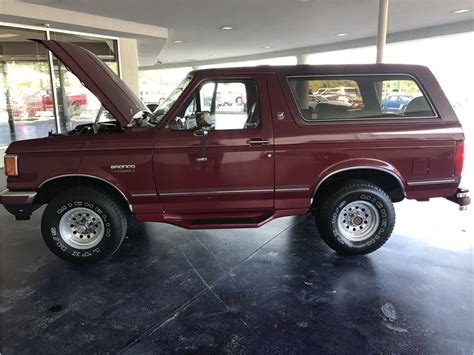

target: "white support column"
[376,0,390,63]
[296,54,310,109]
[0,147,6,167]
[45,30,61,133]
[296,54,310,65]
[118,38,139,96]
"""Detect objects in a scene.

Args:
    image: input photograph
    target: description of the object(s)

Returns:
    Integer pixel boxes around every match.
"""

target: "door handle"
[248,138,270,146]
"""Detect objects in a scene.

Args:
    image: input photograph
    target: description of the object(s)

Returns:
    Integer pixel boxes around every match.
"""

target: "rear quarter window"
[288,75,436,121]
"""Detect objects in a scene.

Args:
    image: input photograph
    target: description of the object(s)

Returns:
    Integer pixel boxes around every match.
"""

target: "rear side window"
[288,75,436,121]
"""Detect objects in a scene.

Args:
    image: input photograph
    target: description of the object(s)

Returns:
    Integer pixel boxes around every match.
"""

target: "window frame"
[286,73,439,123]
[168,78,261,132]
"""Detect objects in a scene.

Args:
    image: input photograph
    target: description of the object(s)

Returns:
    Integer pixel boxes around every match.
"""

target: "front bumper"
[0,188,38,220]
[445,187,471,211]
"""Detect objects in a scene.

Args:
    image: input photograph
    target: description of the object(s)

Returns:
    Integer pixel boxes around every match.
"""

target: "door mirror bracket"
[193,128,208,137]
[194,127,209,162]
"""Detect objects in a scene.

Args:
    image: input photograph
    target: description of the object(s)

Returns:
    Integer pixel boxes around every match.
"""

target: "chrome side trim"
[312,166,406,203]
[377,127,463,135]
[159,187,311,197]
[160,188,274,197]
[0,189,37,204]
[38,174,133,212]
[131,193,157,197]
[275,187,310,192]
[406,178,456,186]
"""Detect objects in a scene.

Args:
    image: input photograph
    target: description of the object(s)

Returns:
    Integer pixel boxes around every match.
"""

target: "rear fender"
[311,158,406,200]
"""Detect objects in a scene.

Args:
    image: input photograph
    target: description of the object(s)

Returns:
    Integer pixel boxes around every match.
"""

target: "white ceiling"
[18,0,474,66]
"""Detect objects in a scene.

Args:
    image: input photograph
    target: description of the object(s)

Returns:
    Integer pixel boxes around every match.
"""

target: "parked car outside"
[324,94,363,109]
[321,86,361,99]
[25,92,88,117]
[4,96,27,119]
[307,95,328,110]
[381,94,415,113]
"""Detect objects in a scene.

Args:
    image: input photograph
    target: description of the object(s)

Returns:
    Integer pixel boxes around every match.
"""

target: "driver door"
[153,75,274,213]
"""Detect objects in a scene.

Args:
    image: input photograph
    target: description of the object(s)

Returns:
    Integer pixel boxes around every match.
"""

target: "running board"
[165,211,274,229]
[191,215,271,226]
[135,208,308,229]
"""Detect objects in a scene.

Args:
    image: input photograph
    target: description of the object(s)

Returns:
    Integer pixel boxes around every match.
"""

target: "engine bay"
[70,121,123,135]
[48,121,123,137]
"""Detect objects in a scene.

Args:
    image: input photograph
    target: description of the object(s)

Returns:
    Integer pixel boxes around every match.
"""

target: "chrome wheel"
[59,207,104,249]
[337,200,380,242]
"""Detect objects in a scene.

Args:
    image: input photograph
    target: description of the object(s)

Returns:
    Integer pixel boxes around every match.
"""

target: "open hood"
[34,40,147,127]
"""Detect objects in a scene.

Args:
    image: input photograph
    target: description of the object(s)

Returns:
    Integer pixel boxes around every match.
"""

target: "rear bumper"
[0,188,38,220]
[445,187,470,211]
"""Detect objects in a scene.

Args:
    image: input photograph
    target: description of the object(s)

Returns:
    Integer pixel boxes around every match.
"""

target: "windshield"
[150,74,193,124]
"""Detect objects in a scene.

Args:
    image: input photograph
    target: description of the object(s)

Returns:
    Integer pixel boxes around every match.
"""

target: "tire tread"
[316,180,396,255]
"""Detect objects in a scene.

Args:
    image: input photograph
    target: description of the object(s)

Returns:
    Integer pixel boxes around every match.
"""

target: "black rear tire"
[41,187,127,263]
[315,181,395,255]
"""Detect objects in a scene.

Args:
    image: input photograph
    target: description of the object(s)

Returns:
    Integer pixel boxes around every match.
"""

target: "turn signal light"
[4,155,18,176]
[453,141,464,177]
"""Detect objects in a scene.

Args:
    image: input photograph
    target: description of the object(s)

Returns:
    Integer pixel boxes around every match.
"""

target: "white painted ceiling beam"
[0,0,168,39]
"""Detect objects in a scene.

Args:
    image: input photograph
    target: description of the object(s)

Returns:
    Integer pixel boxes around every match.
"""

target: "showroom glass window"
[0,24,119,150]
[48,32,119,132]
[0,26,50,147]
[288,75,435,121]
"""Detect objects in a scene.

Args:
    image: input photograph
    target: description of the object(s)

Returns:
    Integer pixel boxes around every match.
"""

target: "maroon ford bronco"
[1,40,470,263]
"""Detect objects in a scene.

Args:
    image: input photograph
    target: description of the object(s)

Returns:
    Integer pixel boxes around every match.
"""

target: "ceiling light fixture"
[220,26,234,30]
[173,40,184,43]
[452,9,471,14]
[263,46,272,49]
[336,33,349,37]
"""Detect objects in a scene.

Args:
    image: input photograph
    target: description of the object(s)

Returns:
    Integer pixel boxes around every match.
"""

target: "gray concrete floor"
[0,171,473,353]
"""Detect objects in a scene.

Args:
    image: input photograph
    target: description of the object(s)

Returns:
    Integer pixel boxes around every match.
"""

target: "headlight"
[4,155,18,176]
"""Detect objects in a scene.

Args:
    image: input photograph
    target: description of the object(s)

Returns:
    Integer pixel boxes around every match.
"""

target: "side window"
[170,79,259,131]
[200,82,215,112]
[289,79,363,121]
[288,75,435,121]
[378,79,433,117]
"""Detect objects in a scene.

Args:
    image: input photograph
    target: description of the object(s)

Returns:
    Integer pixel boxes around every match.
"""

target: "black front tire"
[315,181,396,255]
[41,187,127,263]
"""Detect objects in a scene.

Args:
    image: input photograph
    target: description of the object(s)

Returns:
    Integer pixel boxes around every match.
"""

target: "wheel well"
[313,169,405,205]
[34,176,132,213]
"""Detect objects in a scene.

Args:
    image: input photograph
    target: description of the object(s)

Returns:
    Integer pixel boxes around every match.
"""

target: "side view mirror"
[127,110,151,127]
